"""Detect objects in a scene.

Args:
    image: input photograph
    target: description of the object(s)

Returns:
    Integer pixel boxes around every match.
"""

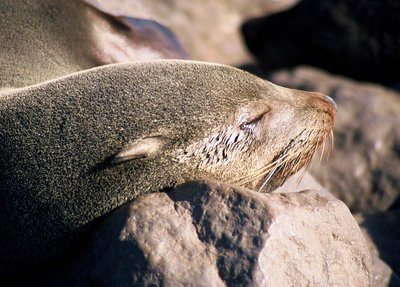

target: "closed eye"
[239,110,268,131]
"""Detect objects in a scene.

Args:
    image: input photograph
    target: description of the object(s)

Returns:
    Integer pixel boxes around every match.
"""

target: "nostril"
[322,95,337,110]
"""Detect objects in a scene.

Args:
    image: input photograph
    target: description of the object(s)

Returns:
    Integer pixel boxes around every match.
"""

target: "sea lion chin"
[0,60,335,277]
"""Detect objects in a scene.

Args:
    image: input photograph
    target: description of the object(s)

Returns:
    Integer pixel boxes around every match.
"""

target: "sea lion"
[0,0,186,90]
[0,60,335,277]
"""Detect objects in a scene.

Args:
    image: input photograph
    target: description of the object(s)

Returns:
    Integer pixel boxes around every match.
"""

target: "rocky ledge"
[34,180,371,287]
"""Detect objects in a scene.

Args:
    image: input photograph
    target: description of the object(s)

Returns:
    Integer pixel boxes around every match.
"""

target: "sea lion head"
[0,60,335,277]
[169,74,336,192]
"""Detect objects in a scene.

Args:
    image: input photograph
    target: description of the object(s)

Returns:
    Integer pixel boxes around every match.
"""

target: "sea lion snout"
[297,90,337,117]
[317,93,337,118]
[322,94,337,110]
[312,93,337,118]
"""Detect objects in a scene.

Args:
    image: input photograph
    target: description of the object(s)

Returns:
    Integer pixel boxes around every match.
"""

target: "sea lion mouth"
[236,127,334,193]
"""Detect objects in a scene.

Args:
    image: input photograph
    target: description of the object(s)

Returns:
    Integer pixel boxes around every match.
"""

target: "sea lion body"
[0,60,335,277]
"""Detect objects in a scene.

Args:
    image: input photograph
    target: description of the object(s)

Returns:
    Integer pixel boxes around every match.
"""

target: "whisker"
[282,155,290,176]
[258,165,278,192]
[237,158,285,185]
[293,155,303,173]
[236,152,290,183]
[236,167,271,185]
[297,156,312,185]
[241,146,304,187]
[236,126,333,192]
[319,139,325,163]
[327,129,334,160]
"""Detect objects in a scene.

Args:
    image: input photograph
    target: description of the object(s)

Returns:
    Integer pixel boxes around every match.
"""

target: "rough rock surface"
[280,171,400,286]
[36,180,370,287]
[269,66,400,213]
[84,0,298,65]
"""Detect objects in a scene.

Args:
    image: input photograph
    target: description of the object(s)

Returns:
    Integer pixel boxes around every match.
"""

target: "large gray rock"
[39,181,370,286]
[269,66,400,213]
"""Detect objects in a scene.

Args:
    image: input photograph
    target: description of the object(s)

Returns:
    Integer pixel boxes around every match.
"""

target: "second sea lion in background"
[0,0,186,90]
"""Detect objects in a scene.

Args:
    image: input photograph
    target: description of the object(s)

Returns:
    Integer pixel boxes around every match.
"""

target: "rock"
[35,181,370,286]
[279,172,400,286]
[274,169,335,199]
[355,211,400,276]
[242,0,400,85]
[269,66,400,213]
[84,0,298,65]
[353,211,400,286]
[370,256,400,287]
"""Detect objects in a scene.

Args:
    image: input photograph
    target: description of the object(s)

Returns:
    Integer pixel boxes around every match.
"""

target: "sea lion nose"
[322,94,337,110]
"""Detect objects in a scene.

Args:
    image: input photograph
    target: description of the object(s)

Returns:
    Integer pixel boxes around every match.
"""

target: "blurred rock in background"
[355,211,400,275]
[242,0,400,85]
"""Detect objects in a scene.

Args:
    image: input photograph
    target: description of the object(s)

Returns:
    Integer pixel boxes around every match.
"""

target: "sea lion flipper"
[111,137,165,165]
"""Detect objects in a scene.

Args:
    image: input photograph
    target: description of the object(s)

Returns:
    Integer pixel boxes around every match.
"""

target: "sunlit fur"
[0,60,335,277]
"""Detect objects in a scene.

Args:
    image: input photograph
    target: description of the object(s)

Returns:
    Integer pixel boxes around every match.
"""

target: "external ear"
[111,137,165,165]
